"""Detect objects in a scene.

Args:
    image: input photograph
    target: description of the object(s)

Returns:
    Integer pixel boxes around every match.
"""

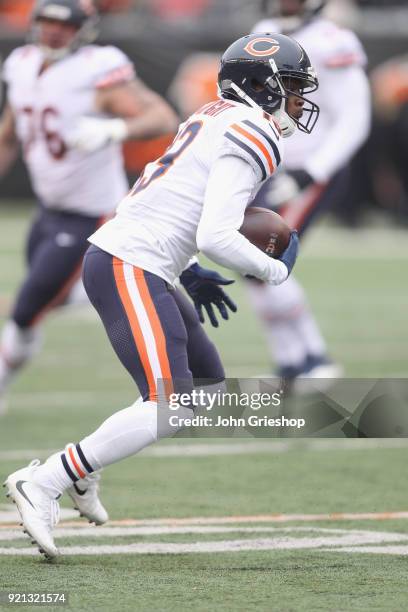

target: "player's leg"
[0,209,45,415]
[173,287,225,381]
[0,209,102,413]
[173,287,228,407]
[67,288,224,527]
[15,247,192,503]
[247,171,348,383]
[5,246,197,556]
[245,275,328,377]
[65,248,194,468]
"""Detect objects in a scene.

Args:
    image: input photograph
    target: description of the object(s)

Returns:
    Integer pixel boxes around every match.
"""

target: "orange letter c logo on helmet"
[244,37,281,58]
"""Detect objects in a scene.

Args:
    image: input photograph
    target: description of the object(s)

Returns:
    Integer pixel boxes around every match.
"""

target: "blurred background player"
[0,0,179,415]
[246,0,371,386]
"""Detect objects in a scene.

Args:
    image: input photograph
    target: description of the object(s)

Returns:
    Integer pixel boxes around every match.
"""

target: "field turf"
[0,203,408,612]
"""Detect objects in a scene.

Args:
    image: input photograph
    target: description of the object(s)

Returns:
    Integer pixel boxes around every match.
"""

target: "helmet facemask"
[220,59,319,138]
[264,59,319,136]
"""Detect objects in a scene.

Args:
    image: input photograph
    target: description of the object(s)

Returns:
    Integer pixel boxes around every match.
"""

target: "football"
[239,206,291,258]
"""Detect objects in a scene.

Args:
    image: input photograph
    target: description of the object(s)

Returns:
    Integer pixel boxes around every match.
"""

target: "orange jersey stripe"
[112,258,157,401]
[68,446,86,479]
[231,124,275,174]
[133,269,174,399]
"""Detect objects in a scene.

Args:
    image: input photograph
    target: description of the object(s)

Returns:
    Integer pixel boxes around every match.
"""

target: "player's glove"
[180,263,237,327]
[278,230,299,276]
[261,169,314,209]
[287,169,314,190]
[67,117,129,152]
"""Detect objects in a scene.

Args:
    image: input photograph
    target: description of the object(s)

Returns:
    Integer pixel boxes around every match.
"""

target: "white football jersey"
[3,44,133,216]
[252,17,370,181]
[90,99,283,284]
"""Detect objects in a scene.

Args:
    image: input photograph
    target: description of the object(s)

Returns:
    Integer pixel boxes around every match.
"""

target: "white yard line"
[1,438,408,462]
[329,546,408,555]
[0,525,363,542]
[1,530,408,556]
[68,512,408,527]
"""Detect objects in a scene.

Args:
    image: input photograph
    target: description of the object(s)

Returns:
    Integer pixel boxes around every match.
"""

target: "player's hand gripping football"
[180,263,237,327]
[67,117,128,152]
[278,230,299,276]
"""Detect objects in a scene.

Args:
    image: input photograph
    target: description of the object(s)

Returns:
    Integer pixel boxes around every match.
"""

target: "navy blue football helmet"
[218,32,319,137]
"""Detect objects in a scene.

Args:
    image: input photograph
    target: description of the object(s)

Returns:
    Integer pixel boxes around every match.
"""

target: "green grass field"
[0,203,408,611]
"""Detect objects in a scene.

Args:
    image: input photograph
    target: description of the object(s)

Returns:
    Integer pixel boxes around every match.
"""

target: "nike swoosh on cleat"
[15,480,36,509]
[73,484,87,496]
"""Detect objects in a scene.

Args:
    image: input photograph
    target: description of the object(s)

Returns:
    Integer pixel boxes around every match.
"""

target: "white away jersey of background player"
[2,44,133,216]
[253,17,368,181]
[90,99,283,284]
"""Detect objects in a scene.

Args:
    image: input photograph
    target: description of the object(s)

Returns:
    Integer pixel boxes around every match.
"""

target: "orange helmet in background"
[0,0,35,29]
[168,52,220,119]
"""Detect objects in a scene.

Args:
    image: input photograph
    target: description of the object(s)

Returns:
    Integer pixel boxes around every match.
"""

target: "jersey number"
[20,106,67,160]
[130,120,203,196]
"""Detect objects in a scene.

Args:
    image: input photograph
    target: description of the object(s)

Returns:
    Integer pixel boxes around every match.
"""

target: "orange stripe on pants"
[112,258,157,401]
[133,268,174,399]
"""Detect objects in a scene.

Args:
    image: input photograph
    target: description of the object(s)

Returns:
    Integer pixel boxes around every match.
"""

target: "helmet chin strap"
[223,79,296,138]
[268,59,296,138]
[271,108,296,138]
[227,81,264,113]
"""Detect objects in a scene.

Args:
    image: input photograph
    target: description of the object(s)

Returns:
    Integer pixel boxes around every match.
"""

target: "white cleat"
[4,460,60,559]
[67,471,108,526]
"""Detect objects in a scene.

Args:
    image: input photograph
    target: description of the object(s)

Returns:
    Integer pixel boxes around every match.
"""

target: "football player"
[246,0,371,387]
[0,0,179,418]
[4,32,311,559]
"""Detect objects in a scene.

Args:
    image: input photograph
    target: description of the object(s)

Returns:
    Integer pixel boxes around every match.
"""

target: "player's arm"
[68,78,178,152]
[303,64,371,183]
[196,155,292,285]
[0,102,19,178]
[96,77,179,139]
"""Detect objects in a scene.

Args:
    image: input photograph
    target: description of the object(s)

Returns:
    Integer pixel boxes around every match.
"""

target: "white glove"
[263,173,300,209]
[67,117,129,152]
[263,170,314,209]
